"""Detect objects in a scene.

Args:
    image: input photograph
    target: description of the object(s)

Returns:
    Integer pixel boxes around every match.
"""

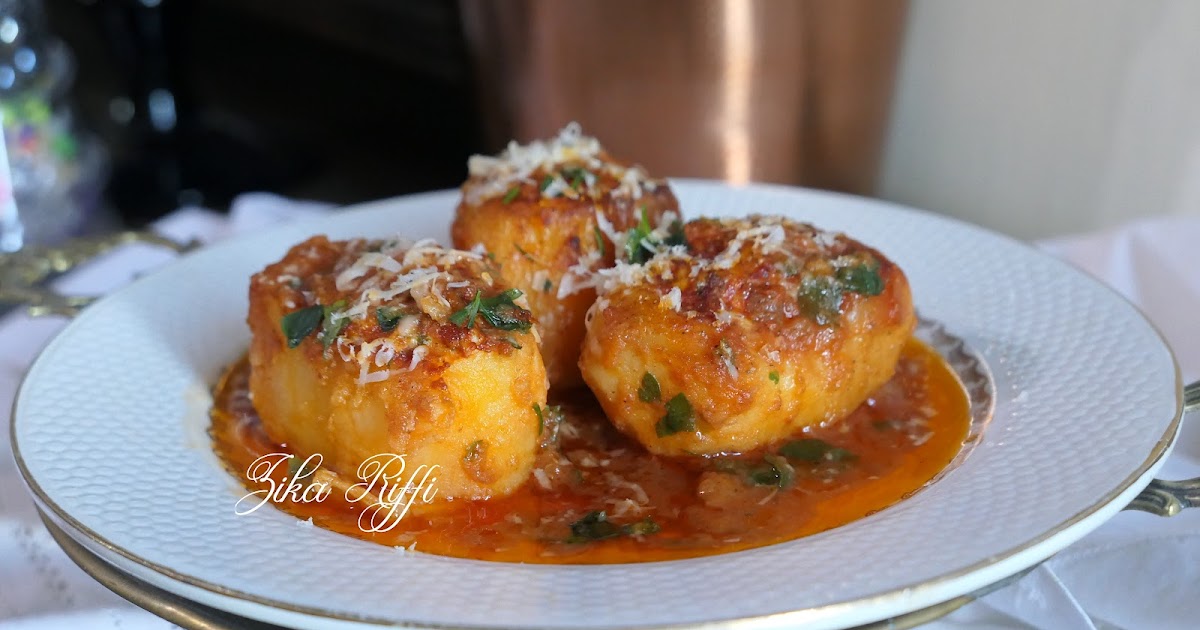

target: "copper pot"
[460,0,907,194]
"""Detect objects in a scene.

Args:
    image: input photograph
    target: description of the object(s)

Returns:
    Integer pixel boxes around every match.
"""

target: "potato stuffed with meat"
[248,236,547,500]
[451,123,679,390]
[579,215,915,456]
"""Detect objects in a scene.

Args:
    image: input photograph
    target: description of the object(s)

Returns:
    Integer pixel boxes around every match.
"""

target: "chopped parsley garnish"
[501,336,522,349]
[638,372,661,402]
[623,517,661,537]
[797,274,843,326]
[797,258,885,325]
[543,279,553,292]
[837,260,884,296]
[318,300,349,354]
[780,438,856,463]
[769,370,780,384]
[560,166,591,191]
[593,225,606,257]
[376,306,405,332]
[286,454,304,478]
[533,402,564,443]
[625,206,655,264]
[281,305,324,348]
[513,243,537,263]
[448,293,482,328]
[748,453,795,488]
[566,511,660,543]
[448,288,531,331]
[539,174,555,192]
[656,393,695,437]
[463,440,485,464]
[502,186,521,204]
[664,220,687,247]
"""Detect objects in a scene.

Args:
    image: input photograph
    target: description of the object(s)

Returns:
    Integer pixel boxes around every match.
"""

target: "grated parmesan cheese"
[661,286,682,311]
[408,346,428,372]
[463,122,662,205]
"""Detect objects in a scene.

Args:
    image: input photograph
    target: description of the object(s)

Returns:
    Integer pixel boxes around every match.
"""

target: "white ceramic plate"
[12,181,1183,629]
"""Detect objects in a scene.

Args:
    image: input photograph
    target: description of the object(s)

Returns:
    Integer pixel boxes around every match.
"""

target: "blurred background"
[2,0,1197,247]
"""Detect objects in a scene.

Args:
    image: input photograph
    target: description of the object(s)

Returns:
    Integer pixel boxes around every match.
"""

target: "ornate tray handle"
[1126,380,1200,517]
[0,231,199,317]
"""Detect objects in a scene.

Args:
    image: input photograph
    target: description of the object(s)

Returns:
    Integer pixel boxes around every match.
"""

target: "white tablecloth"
[1,196,1196,629]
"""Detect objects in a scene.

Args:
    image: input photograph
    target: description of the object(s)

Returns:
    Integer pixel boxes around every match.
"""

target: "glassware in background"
[460,0,907,195]
[0,0,107,252]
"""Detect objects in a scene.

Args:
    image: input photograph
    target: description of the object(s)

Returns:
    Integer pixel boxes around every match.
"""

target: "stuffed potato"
[451,123,679,389]
[579,215,915,456]
[248,236,547,500]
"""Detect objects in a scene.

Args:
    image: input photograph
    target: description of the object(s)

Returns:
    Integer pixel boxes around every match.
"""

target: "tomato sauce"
[210,338,970,563]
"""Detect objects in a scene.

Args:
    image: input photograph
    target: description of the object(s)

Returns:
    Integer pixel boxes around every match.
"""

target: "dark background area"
[46,0,485,226]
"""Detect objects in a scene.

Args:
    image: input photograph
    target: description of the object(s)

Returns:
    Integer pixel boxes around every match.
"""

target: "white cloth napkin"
[0,197,1196,629]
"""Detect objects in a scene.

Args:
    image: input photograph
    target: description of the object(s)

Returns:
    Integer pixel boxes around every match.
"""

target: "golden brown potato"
[451,123,679,390]
[579,215,915,456]
[248,236,547,500]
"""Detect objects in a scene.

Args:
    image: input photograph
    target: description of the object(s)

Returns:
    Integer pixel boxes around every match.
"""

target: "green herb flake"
[593,225,606,257]
[769,370,780,384]
[318,300,349,354]
[281,304,324,348]
[625,206,655,264]
[566,511,660,543]
[638,372,661,403]
[286,454,319,488]
[837,260,885,296]
[567,511,623,543]
[798,274,843,325]
[543,279,553,293]
[463,440,485,464]
[376,306,406,332]
[622,517,661,537]
[539,174,555,192]
[513,244,537,263]
[664,220,687,248]
[780,438,857,463]
[748,453,795,489]
[656,393,695,437]
[287,454,304,478]
[780,438,830,462]
[479,288,532,331]
[449,288,532,331]
[501,336,523,349]
[448,292,483,328]
[534,403,564,444]
[826,447,858,462]
[561,166,591,191]
[502,186,521,204]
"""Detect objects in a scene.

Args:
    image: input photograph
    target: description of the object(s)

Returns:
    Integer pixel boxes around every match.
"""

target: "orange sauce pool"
[211,338,970,563]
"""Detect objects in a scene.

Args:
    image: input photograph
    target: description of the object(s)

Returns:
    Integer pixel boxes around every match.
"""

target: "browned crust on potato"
[452,160,679,389]
[579,215,916,456]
